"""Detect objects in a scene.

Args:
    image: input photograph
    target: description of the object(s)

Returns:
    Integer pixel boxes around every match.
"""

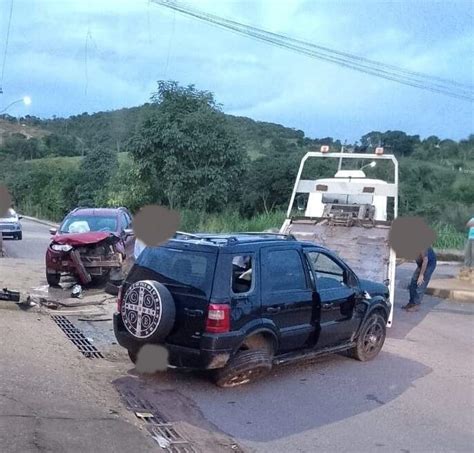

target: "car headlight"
[51,244,73,252]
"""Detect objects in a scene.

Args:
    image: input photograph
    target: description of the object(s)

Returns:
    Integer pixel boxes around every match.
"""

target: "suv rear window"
[135,246,217,296]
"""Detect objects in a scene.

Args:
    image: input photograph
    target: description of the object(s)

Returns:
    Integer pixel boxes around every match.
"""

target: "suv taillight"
[205,303,230,333]
[117,285,123,312]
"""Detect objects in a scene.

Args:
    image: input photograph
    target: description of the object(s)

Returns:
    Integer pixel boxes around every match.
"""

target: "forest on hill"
[0,81,472,248]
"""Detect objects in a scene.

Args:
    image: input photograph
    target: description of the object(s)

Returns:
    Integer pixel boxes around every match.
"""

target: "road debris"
[71,284,83,298]
[135,411,154,420]
[0,288,20,302]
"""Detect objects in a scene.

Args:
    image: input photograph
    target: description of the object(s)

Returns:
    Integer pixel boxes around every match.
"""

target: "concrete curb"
[20,214,59,228]
[426,278,474,303]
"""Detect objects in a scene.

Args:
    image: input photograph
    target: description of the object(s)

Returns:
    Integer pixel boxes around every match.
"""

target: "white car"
[0,208,23,240]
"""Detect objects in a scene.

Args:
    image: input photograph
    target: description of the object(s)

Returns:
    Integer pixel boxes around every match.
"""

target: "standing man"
[403,246,437,312]
[464,217,474,268]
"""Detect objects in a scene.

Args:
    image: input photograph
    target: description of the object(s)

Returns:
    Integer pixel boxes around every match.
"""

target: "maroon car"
[46,207,135,287]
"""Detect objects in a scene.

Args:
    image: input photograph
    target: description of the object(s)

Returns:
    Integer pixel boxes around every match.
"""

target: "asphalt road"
[2,218,51,260]
[124,266,473,453]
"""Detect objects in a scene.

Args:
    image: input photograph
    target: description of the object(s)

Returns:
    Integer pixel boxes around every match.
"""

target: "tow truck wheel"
[214,349,272,388]
[350,313,386,362]
[46,271,61,287]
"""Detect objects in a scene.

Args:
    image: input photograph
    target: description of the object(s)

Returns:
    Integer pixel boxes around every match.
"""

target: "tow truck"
[280,147,398,326]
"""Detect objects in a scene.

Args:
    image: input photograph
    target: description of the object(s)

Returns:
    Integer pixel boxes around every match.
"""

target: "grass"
[179,210,286,233]
[433,223,467,250]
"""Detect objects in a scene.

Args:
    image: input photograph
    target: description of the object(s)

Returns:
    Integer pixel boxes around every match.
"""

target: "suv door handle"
[266,306,281,314]
[184,308,204,317]
[321,303,333,310]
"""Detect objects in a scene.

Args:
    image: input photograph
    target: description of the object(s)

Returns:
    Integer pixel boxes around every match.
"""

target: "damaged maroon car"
[46,207,135,287]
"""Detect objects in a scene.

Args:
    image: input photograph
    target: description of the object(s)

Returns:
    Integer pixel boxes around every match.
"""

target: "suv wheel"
[46,271,61,287]
[350,313,386,362]
[214,349,272,388]
[121,280,176,343]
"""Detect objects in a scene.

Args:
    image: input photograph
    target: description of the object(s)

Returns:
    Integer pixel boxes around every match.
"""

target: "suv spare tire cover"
[121,280,176,342]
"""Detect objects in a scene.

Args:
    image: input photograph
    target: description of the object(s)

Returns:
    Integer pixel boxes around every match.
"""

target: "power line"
[0,0,15,94]
[151,0,473,102]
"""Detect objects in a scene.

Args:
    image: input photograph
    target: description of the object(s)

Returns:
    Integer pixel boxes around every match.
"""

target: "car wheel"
[349,313,386,362]
[214,349,272,388]
[46,271,61,287]
[120,280,176,343]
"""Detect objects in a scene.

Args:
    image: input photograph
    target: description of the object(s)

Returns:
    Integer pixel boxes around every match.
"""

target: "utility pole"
[338,140,347,172]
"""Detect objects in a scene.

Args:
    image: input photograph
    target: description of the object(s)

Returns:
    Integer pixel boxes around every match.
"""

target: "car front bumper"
[0,223,21,236]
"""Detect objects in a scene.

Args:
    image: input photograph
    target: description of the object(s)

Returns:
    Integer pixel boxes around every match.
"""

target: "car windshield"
[60,215,118,234]
[135,246,217,296]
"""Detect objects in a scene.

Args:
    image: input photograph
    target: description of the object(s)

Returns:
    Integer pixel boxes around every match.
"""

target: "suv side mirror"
[124,228,134,237]
[49,228,57,235]
[18,215,23,220]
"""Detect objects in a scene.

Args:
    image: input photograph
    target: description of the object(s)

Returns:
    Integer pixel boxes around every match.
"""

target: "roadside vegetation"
[0,81,472,250]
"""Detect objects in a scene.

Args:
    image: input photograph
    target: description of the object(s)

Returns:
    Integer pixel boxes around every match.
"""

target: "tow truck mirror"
[49,228,57,235]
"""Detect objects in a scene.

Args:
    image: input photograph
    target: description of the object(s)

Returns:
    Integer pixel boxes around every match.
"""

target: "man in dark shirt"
[403,247,437,312]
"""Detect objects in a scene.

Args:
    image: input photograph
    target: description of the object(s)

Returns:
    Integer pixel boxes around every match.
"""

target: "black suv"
[114,232,391,387]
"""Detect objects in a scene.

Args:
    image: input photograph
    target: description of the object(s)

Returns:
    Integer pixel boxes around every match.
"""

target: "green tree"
[76,146,118,207]
[127,81,246,212]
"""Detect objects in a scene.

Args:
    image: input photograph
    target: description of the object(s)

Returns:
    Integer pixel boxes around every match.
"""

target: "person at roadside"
[402,246,437,312]
[464,217,474,268]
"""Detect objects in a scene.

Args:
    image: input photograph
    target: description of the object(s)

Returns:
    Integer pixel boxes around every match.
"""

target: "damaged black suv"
[114,232,391,387]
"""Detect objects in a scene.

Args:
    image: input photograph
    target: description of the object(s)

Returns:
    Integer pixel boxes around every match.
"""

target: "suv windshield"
[60,215,118,233]
[135,246,217,296]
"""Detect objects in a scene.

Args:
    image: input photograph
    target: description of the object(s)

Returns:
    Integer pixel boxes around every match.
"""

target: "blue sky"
[0,0,472,142]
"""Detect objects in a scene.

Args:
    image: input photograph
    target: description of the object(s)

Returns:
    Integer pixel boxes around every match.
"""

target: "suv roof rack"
[230,232,297,240]
[172,231,296,245]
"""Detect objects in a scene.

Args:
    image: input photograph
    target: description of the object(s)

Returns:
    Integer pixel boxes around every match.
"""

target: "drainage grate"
[119,388,198,453]
[51,315,104,359]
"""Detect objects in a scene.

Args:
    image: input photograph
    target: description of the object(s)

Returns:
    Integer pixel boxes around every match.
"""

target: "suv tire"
[349,313,386,362]
[46,271,61,287]
[214,349,272,388]
[121,280,176,343]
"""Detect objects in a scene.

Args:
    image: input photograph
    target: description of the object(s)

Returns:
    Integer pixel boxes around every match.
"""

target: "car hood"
[52,231,119,246]
[359,279,389,298]
[0,217,19,223]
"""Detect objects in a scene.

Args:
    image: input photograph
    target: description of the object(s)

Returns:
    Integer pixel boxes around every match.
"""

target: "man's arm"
[417,255,429,286]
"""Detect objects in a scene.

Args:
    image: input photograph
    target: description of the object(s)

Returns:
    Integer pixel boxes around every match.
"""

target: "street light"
[0,96,32,114]
[360,161,377,171]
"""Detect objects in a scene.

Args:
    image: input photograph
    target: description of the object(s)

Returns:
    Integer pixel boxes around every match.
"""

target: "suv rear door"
[260,246,315,352]
[127,245,218,349]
